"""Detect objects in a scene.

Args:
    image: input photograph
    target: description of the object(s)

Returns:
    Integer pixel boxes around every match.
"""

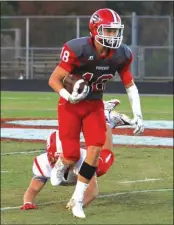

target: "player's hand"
[69,80,89,104]
[20,202,38,210]
[131,115,144,135]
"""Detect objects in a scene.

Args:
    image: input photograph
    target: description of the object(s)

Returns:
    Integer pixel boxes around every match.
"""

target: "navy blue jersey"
[59,37,133,100]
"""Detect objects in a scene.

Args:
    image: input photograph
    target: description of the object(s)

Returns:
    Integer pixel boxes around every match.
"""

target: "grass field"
[1,91,173,224]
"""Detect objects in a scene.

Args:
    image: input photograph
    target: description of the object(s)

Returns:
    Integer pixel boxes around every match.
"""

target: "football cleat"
[109,111,133,128]
[20,202,38,210]
[104,99,120,112]
[104,99,120,125]
[66,199,73,210]
[66,198,86,219]
[50,157,68,186]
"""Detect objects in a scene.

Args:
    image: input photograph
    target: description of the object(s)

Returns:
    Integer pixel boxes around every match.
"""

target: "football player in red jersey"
[20,100,132,210]
[48,8,144,218]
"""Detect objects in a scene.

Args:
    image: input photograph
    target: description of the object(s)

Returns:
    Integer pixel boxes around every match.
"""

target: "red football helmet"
[89,8,124,49]
[96,149,115,177]
[46,130,62,159]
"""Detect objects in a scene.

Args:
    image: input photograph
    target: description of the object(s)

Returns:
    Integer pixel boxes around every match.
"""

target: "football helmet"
[46,130,62,159]
[89,8,124,49]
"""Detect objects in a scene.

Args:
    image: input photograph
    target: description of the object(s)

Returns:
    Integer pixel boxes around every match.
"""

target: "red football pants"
[58,97,106,162]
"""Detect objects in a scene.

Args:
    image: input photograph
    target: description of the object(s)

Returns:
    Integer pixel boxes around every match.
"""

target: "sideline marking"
[4,119,173,129]
[1,128,173,147]
[1,188,173,211]
[118,178,162,184]
[1,171,9,173]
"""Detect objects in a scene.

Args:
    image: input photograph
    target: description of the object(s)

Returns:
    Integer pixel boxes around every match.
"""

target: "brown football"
[63,74,88,94]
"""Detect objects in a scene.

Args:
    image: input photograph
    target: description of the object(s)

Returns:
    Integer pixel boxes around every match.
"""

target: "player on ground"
[48,8,144,218]
[20,128,114,210]
[21,100,132,210]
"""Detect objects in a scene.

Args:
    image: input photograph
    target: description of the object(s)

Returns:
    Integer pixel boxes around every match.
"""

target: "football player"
[21,99,132,210]
[20,129,114,210]
[48,8,144,218]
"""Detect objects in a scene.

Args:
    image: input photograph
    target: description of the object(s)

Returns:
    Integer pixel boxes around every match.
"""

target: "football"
[63,74,88,94]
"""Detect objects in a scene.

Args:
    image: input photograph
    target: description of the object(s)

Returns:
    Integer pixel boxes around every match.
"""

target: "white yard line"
[1,150,44,156]
[2,108,55,111]
[2,97,53,100]
[1,171,9,173]
[118,178,162,184]
[1,188,173,211]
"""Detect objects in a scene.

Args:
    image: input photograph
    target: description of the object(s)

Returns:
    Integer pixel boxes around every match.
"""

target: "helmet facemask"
[95,23,124,49]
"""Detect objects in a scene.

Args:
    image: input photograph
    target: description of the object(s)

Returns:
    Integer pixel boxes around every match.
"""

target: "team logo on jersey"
[88,56,94,60]
[91,14,100,24]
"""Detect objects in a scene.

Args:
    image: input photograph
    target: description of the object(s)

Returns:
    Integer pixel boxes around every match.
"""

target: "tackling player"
[21,100,132,210]
[49,8,144,218]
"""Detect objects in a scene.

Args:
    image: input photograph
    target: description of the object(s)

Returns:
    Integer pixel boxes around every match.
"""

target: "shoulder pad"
[121,44,132,60]
[66,37,89,57]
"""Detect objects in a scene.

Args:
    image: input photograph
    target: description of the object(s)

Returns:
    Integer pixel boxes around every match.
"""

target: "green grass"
[1,91,173,224]
[1,144,173,224]
[1,91,173,120]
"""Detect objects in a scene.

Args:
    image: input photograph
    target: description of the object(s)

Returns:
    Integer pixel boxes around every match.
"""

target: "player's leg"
[66,176,98,210]
[51,101,82,186]
[69,100,106,218]
[58,101,82,163]
[83,176,99,208]
[102,123,113,150]
[80,99,106,174]
[75,124,114,209]
[67,124,114,211]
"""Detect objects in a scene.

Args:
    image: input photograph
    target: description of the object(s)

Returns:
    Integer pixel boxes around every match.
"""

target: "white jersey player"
[21,99,133,210]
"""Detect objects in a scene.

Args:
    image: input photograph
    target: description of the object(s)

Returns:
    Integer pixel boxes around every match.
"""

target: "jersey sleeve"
[118,47,134,85]
[58,44,80,73]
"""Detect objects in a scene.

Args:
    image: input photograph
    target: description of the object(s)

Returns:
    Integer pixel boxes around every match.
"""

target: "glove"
[131,115,144,135]
[20,202,38,210]
[69,80,89,104]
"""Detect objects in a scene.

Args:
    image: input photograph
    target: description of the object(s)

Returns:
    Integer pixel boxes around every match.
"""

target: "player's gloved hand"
[131,115,144,135]
[69,80,89,104]
[20,202,38,210]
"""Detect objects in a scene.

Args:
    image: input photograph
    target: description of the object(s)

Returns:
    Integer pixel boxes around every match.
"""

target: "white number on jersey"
[60,47,70,62]
[83,72,114,91]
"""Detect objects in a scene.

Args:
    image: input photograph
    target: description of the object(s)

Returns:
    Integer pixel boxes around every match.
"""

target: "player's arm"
[49,65,70,95]
[48,44,73,101]
[21,177,47,210]
[118,49,144,135]
[49,44,88,103]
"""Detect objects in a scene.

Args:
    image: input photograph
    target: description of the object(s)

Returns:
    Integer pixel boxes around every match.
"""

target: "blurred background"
[0,1,173,91]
